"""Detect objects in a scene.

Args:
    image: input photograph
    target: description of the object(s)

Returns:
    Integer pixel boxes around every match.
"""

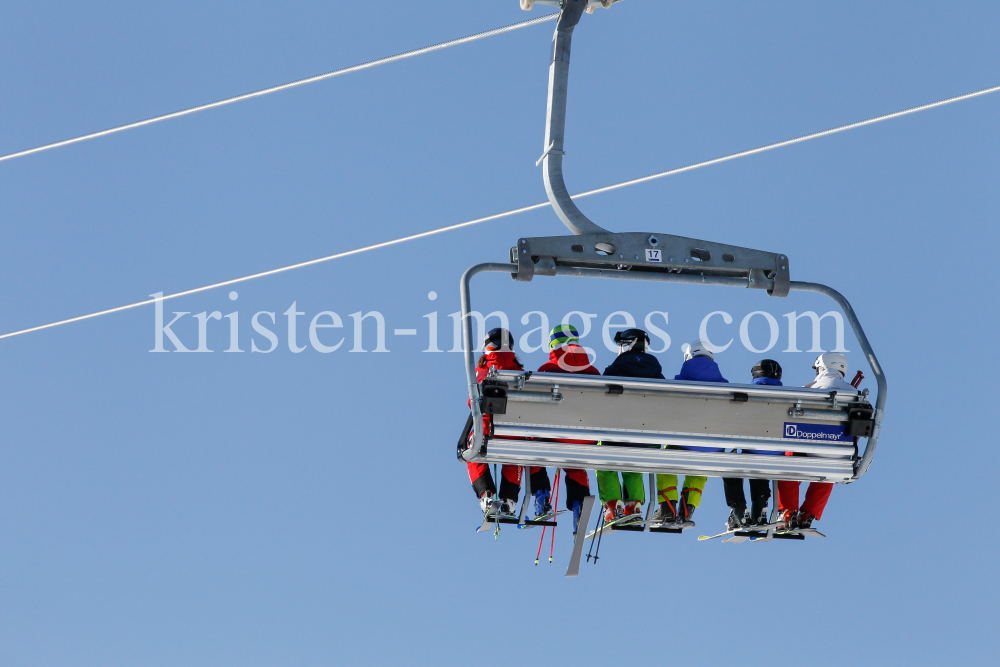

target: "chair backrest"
[481,370,865,483]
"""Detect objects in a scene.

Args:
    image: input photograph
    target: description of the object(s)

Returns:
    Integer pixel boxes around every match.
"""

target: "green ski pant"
[596,470,646,504]
[655,475,708,507]
[596,442,660,505]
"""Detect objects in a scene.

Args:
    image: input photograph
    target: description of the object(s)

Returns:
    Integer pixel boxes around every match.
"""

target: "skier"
[465,328,524,517]
[652,340,728,527]
[596,329,664,523]
[775,352,858,530]
[530,324,598,533]
[721,359,783,530]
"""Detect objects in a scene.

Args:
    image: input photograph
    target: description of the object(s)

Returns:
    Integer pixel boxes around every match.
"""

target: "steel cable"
[1,82,998,342]
[0,13,559,165]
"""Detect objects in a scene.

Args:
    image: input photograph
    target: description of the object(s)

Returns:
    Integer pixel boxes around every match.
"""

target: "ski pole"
[534,470,560,565]
[548,470,561,563]
[534,524,546,566]
[593,513,605,565]
[586,510,603,563]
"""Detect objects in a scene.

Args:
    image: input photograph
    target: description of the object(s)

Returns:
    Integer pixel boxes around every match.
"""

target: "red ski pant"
[467,462,522,500]
[776,481,832,520]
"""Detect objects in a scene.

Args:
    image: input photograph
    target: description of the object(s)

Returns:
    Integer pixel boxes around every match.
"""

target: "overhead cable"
[0,13,559,165]
[577,82,1000,198]
[0,203,547,341]
[1,82,998,342]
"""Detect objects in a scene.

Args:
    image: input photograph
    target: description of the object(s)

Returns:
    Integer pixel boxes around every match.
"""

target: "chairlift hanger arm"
[530,1,792,296]
[540,0,610,235]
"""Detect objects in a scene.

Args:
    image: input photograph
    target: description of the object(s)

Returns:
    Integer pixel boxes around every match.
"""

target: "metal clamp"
[536,148,566,167]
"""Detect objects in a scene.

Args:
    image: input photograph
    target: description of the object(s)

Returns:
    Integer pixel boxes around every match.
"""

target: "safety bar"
[496,370,852,403]
[459,262,886,482]
[492,424,856,457]
[482,440,855,483]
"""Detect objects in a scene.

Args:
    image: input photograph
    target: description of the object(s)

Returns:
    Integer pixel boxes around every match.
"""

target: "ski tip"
[697,535,712,540]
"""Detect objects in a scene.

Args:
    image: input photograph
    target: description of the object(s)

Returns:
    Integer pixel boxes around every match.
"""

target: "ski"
[770,527,826,539]
[648,518,695,532]
[751,532,802,541]
[565,496,596,578]
[584,513,647,539]
[475,501,501,533]
[700,519,784,542]
[615,521,684,534]
[475,505,568,533]
[749,526,825,541]
[517,509,567,529]
[699,527,739,541]
[798,527,826,538]
[474,502,520,534]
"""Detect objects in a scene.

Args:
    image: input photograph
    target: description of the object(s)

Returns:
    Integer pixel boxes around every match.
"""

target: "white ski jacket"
[805,368,858,395]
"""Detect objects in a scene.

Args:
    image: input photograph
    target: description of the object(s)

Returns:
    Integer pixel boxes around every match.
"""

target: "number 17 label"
[645,249,662,263]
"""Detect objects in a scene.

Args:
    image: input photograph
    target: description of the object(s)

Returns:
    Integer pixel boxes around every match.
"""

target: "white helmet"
[682,339,714,361]
[813,352,848,377]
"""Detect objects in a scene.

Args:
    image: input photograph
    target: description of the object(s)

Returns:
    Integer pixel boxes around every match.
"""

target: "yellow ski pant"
[655,475,708,507]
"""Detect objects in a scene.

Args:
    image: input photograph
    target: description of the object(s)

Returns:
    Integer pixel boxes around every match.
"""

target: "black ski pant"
[723,477,771,510]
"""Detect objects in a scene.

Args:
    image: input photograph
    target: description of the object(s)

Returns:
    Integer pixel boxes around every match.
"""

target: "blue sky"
[1,1,998,665]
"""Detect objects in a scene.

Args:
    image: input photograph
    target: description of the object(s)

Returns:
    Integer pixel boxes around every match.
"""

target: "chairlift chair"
[459,0,886,499]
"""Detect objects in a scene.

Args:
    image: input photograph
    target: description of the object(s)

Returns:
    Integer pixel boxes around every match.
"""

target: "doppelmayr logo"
[782,422,850,442]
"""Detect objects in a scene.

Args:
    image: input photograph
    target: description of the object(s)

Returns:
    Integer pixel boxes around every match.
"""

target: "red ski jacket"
[536,345,600,375]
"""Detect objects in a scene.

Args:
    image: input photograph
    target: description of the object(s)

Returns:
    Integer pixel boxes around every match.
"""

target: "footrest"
[734,530,767,538]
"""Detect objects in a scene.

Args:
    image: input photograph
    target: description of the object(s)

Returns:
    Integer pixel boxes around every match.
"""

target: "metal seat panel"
[480,440,854,483]
[493,378,850,443]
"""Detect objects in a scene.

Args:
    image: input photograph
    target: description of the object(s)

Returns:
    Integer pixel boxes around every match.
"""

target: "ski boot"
[500,498,518,517]
[677,492,696,529]
[533,488,552,520]
[796,513,815,530]
[571,500,583,535]
[727,506,748,531]
[623,500,642,517]
[775,509,796,532]
[603,500,624,523]
[651,498,677,525]
[480,492,498,516]
[750,498,769,527]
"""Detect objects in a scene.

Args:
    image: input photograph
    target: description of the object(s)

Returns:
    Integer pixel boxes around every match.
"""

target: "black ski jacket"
[603,351,665,380]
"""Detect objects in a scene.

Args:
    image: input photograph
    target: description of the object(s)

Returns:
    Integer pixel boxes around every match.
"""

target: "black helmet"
[751,359,782,380]
[613,328,650,353]
[483,328,515,352]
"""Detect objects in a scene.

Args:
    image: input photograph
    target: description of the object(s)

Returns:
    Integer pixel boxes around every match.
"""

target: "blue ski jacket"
[674,356,728,451]
[674,356,728,383]
[604,351,665,380]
